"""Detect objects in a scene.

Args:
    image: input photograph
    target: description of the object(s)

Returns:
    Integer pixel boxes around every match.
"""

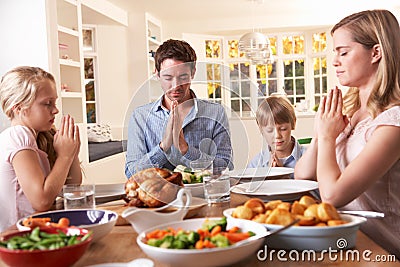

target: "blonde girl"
[0,66,82,231]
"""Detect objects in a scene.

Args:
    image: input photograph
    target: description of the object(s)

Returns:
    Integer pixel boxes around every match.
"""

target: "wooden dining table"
[1,193,398,267]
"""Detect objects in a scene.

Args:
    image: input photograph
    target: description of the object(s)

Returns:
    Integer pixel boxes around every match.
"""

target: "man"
[125,39,233,177]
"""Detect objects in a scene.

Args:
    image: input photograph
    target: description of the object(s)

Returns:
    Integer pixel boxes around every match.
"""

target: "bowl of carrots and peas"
[137,217,267,267]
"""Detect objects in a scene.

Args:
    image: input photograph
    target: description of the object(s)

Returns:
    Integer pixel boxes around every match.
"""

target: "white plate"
[95,183,125,204]
[230,179,318,201]
[229,167,294,179]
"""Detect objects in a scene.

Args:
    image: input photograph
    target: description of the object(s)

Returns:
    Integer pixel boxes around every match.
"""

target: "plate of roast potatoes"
[223,195,367,251]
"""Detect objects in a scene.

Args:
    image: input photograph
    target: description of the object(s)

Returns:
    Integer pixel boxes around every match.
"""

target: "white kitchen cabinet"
[55,0,86,124]
[145,13,163,101]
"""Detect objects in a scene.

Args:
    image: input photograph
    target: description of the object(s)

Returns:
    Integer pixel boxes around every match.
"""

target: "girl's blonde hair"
[256,95,296,129]
[331,9,400,118]
[0,66,57,167]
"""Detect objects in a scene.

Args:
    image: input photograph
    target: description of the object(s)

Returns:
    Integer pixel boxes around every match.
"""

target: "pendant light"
[238,0,273,64]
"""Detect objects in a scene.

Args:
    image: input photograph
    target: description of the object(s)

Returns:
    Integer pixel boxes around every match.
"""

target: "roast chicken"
[124,167,183,208]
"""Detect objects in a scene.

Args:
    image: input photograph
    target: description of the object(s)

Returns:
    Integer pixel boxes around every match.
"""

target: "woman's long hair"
[331,9,400,118]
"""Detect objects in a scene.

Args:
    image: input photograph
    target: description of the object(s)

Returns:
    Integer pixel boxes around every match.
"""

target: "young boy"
[248,95,305,170]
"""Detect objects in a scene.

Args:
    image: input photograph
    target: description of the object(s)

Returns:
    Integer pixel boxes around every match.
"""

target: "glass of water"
[63,184,96,210]
[203,167,231,203]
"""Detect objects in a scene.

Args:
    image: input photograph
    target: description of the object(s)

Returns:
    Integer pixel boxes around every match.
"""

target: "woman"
[294,10,400,257]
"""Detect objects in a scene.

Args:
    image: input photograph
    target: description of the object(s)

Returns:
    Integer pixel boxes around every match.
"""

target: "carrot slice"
[224,232,251,243]
[195,240,204,249]
[210,225,222,236]
[228,226,240,233]
[203,239,216,248]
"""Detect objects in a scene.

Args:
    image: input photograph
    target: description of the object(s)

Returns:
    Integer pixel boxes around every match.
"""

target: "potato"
[232,205,253,220]
[304,204,319,220]
[264,200,283,210]
[276,202,291,211]
[295,215,317,226]
[252,214,268,223]
[265,208,295,225]
[327,220,347,226]
[299,195,317,207]
[244,198,266,214]
[291,201,305,215]
[317,202,340,222]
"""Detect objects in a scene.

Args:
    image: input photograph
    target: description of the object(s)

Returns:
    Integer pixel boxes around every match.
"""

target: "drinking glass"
[190,159,213,173]
[63,184,96,210]
[203,167,231,203]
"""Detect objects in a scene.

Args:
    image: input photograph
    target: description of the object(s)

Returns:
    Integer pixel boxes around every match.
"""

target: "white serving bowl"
[137,217,267,267]
[223,208,367,251]
[17,209,118,242]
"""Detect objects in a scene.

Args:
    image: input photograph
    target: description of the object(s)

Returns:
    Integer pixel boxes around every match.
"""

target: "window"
[254,36,278,107]
[83,26,98,123]
[282,34,306,105]
[202,29,328,118]
[204,39,224,105]
[311,32,328,110]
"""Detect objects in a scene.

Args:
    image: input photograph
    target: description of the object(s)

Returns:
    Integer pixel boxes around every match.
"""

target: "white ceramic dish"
[229,167,294,179]
[17,209,118,242]
[230,179,318,201]
[223,208,367,251]
[137,217,267,267]
[123,189,192,233]
[95,183,125,204]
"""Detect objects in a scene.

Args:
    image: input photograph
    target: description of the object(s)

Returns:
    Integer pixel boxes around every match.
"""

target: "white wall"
[96,25,130,137]
[0,0,50,75]
[162,3,400,38]
[0,0,52,132]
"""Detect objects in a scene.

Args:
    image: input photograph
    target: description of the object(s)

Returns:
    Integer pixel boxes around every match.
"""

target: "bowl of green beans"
[0,226,92,267]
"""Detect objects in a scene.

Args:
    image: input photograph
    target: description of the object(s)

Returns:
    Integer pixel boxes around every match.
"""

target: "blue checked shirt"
[125,93,234,178]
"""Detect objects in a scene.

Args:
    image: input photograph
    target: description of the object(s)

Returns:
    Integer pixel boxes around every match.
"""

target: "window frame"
[200,28,329,118]
[82,25,99,124]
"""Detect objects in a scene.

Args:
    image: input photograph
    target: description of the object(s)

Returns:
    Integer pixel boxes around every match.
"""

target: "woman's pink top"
[335,106,400,257]
[0,125,51,232]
